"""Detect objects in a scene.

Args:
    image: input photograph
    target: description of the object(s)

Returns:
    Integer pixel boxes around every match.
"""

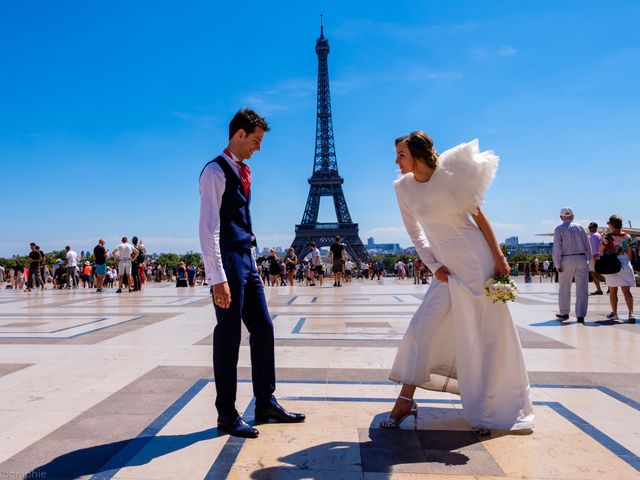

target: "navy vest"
[202,156,254,252]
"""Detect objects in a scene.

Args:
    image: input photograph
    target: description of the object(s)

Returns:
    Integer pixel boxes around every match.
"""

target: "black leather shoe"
[577,317,585,323]
[255,402,306,423]
[555,314,569,320]
[217,415,259,438]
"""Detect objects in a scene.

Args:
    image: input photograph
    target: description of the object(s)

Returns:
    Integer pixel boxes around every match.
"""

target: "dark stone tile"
[0,365,210,477]
[328,368,391,383]
[359,428,427,473]
[0,312,178,345]
[359,428,505,476]
[3,322,49,327]
[0,363,32,377]
[346,322,392,328]
[416,429,485,452]
[516,326,573,349]
[275,339,401,347]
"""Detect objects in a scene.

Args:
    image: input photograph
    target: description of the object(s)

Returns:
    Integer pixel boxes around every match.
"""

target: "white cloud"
[170,111,220,129]
[497,46,517,57]
[240,78,316,116]
[491,222,527,231]
[334,19,481,41]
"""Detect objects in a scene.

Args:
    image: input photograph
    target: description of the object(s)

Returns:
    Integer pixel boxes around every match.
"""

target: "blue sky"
[1,1,639,257]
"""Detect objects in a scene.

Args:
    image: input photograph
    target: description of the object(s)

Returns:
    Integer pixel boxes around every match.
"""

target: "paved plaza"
[0,278,638,479]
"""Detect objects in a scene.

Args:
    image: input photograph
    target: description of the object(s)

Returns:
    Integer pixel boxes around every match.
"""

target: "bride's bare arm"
[471,208,510,276]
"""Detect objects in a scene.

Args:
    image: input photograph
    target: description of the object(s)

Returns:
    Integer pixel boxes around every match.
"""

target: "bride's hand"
[495,256,510,277]
[434,265,450,282]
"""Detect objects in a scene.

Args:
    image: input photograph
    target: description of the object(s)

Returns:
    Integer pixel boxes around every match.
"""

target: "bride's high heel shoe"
[379,396,418,429]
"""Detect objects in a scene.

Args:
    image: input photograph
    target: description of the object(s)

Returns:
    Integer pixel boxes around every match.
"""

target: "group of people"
[258,240,360,288]
[198,109,534,439]
[2,237,148,294]
[553,209,636,324]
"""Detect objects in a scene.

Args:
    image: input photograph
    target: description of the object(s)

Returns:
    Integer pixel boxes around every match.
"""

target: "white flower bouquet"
[484,275,518,303]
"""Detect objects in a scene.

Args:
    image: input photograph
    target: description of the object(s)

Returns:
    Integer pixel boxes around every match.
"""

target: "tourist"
[198,108,304,439]
[412,258,422,284]
[131,236,144,291]
[382,132,533,435]
[187,264,196,287]
[588,222,605,295]
[308,242,322,286]
[81,261,93,288]
[112,236,139,293]
[329,236,345,287]
[344,258,353,282]
[601,214,635,323]
[26,243,41,291]
[36,245,46,289]
[93,239,108,292]
[268,249,280,287]
[176,261,188,287]
[552,208,591,323]
[284,247,297,286]
[65,245,79,289]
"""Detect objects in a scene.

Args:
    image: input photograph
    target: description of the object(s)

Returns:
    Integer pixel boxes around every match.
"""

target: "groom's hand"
[434,266,450,282]
[212,282,231,309]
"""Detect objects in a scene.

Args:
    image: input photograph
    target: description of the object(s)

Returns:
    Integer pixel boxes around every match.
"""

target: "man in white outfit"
[552,208,591,323]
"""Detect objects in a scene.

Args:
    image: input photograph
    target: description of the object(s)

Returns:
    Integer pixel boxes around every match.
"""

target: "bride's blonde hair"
[395,131,438,170]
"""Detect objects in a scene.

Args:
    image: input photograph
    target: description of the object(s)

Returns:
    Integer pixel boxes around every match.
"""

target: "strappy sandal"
[379,396,418,429]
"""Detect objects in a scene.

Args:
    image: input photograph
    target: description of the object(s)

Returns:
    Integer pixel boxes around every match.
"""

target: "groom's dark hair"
[229,108,270,139]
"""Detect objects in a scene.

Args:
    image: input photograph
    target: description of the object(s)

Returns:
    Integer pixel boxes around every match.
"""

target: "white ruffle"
[437,139,498,214]
[394,139,499,220]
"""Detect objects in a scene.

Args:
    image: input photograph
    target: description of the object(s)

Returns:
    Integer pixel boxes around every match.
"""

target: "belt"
[561,253,585,256]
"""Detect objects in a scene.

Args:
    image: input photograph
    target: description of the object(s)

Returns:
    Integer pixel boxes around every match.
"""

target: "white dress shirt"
[199,150,243,285]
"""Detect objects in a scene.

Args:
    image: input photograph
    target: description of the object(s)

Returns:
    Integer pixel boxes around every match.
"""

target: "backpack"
[136,249,146,263]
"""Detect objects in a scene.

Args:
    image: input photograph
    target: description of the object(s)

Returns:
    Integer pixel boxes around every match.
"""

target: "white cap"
[560,207,574,218]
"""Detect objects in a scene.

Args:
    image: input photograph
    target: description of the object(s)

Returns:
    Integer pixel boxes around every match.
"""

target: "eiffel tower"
[291,20,370,265]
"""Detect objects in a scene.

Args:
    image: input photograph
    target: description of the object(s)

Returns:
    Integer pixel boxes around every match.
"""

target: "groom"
[199,108,305,438]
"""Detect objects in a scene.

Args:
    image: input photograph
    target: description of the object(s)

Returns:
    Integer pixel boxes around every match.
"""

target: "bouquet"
[484,275,518,303]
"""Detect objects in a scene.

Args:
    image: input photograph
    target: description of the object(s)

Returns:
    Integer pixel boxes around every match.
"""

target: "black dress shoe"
[217,415,259,438]
[255,402,306,423]
[577,317,585,323]
[555,314,569,320]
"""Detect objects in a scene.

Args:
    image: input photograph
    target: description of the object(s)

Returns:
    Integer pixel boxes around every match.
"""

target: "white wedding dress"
[390,139,534,430]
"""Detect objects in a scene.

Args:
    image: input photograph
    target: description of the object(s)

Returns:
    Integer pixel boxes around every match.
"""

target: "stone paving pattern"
[0,278,638,479]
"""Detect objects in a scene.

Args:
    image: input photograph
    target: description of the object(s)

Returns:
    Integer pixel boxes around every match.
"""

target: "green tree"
[156,253,180,268]
[180,251,203,267]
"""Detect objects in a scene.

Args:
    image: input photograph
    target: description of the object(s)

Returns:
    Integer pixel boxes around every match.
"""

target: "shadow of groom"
[24,427,220,479]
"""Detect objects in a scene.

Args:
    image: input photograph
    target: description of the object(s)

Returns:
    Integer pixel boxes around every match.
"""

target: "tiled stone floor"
[0,277,638,479]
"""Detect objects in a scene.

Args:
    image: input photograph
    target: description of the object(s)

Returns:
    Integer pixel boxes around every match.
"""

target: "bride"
[381,131,534,434]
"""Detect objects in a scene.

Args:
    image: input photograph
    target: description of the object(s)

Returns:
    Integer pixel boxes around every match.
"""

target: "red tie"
[224,149,251,198]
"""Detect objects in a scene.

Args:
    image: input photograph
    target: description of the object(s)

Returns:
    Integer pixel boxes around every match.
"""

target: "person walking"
[601,214,635,323]
[382,132,533,435]
[199,108,304,439]
[93,239,108,292]
[588,222,605,295]
[329,236,345,287]
[131,236,144,291]
[308,242,322,286]
[64,246,79,289]
[26,243,41,291]
[284,247,297,286]
[552,208,591,323]
[112,237,138,293]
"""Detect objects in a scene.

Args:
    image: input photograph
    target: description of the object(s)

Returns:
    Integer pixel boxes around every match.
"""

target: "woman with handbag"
[601,214,635,323]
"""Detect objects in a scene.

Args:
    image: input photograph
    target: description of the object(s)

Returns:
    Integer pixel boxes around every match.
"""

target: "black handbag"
[595,253,621,275]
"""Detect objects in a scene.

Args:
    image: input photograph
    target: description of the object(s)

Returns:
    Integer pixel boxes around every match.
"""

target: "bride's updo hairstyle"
[395,131,439,170]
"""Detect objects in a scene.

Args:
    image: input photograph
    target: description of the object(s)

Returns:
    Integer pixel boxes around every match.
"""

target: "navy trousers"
[213,249,276,418]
